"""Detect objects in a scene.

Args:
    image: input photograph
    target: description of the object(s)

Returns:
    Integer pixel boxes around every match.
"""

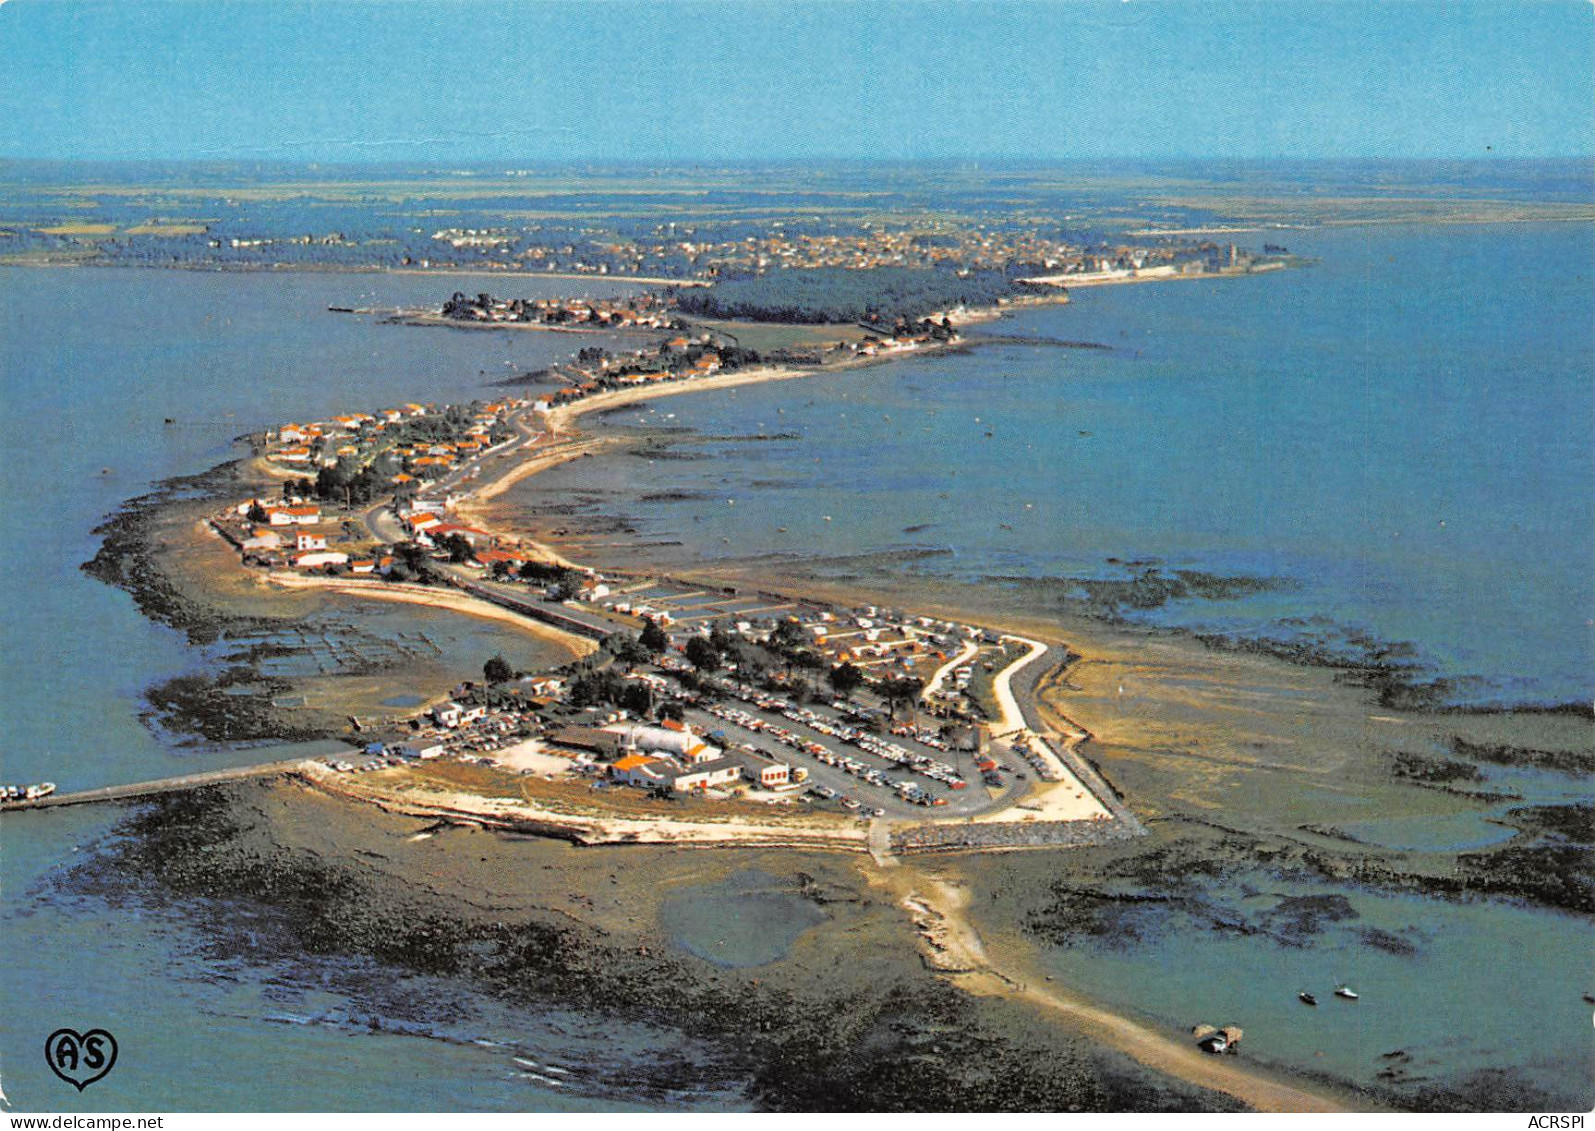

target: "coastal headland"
[48,255,1594,1115]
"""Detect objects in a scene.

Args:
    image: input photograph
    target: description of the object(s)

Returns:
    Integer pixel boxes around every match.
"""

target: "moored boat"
[1192,1023,1243,1055]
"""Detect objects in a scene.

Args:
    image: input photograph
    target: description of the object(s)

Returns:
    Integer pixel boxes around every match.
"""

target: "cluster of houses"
[597,589,998,690]
[419,220,1240,282]
[217,495,396,573]
[358,693,801,800]
[1020,243,1266,286]
[440,291,681,330]
[397,503,497,554]
[211,396,543,574]
[533,333,735,409]
[357,680,566,765]
[262,397,524,486]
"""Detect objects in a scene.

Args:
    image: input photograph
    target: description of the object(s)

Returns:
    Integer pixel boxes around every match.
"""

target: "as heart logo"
[44,1028,118,1091]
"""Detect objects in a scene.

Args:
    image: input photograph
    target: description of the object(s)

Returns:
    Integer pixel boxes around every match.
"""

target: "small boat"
[1335,985,1359,1000]
[1192,1023,1242,1055]
[1298,992,1318,1006]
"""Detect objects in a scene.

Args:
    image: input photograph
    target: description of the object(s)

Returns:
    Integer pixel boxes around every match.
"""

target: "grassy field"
[685,317,873,352]
[123,221,212,236]
[36,221,117,235]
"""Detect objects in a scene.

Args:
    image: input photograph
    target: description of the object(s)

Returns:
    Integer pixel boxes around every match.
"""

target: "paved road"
[360,409,546,542]
[459,577,624,640]
[921,638,979,699]
[990,635,1048,737]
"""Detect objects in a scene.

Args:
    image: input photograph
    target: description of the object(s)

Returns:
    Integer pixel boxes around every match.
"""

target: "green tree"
[483,655,513,684]
[685,635,721,673]
[828,662,865,699]
[770,618,808,653]
[605,631,651,669]
[639,616,670,654]
[393,542,429,571]
[708,620,738,655]
[620,683,653,717]
[879,675,925,718]
[440,533,475,563]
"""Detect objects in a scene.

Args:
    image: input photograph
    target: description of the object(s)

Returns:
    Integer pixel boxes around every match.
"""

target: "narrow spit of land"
[885,875,1374,1114]
[256,344,1125,843]
[55,272,1410,1112]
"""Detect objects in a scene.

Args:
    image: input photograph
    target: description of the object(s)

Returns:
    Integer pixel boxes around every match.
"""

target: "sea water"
[0,266,634,789]
[1,221,1590,1109]
[0,267,747,1112]
[566,223,1594,707]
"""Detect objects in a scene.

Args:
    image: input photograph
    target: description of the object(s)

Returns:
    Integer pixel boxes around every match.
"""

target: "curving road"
[921,638,980,700]
[990,635,1048,738]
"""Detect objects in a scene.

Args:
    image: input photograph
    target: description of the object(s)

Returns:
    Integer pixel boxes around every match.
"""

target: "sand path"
[887,872,1375,1114]
[263,573,597,658]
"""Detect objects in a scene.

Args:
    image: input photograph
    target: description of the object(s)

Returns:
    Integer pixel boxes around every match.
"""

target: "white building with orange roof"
[669,758,743,793]
[603,720,719,762]
[242,528,282,551]
[610,753,671,788]
[266,503,322,526]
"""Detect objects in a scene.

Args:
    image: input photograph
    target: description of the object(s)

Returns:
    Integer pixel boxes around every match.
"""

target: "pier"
[0,757,316,813]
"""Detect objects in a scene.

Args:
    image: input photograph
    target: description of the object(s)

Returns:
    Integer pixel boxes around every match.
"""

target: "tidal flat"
[69,461,1593,1109]
[63,779,1246,1112]
[81,456,582,746]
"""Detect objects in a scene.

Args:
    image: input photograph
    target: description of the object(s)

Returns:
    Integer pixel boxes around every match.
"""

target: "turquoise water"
[567,223,1594,707]
[0,811,746,1112]
[0,266,619,790]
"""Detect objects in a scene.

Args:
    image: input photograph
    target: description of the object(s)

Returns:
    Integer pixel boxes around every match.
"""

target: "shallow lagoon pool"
[662,870,829,968]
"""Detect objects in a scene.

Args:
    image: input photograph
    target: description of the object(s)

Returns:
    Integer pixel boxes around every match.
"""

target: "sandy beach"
[263,571,598,659]
[881,873,1371,1113]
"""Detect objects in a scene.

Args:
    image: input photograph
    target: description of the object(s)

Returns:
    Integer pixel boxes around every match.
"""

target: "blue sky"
[1,0,1590,162]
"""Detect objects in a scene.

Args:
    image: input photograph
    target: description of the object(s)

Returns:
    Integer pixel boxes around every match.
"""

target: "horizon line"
[3,154,1592,168]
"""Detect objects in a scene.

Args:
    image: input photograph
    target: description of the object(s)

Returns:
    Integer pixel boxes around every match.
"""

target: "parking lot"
[656,665,1027,819]
[599,580,806,626]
